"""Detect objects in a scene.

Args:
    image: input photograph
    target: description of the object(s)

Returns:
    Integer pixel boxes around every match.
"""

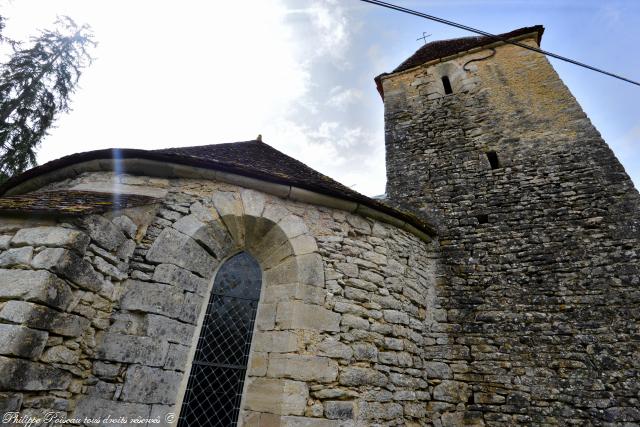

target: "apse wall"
[0,171,439,426]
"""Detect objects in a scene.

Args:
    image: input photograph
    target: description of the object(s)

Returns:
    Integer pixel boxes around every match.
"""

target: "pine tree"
[0,16,95,183]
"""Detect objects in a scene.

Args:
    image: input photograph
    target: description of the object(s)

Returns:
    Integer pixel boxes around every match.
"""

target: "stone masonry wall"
[382,36,640,425]
[0,205,151,423]
[1,170,440,426]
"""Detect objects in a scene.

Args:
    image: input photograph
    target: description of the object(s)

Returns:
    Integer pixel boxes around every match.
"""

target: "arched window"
[178,252,262,426]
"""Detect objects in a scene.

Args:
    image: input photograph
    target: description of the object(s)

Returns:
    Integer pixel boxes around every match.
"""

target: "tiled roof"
[392,25,544,74]
[0,141,436,235]
[154,141,362,201]
[0,190,159,216]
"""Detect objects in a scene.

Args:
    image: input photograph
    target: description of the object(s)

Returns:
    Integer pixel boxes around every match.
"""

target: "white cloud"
[286,0,354,66]
[264,118,385,196]
[0,0,387,196]
[326,86,363,109]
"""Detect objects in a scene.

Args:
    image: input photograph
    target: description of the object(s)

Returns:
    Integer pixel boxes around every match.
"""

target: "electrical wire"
[360,0,640,87]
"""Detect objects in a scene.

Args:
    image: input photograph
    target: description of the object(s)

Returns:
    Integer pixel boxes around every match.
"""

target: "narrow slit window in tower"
[476,214,489,224]
[441,76,453,94]
[486,151,500,169]
[178,251,262,426]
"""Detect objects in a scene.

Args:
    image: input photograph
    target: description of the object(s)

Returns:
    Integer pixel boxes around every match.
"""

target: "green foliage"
[0,16,95,183]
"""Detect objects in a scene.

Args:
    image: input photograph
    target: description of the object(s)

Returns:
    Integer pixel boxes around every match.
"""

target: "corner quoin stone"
[276,301,340,332]
[120,365,183,404]
[244,377,309,416]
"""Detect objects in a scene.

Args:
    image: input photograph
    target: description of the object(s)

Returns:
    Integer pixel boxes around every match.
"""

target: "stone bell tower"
[376,26,640,425]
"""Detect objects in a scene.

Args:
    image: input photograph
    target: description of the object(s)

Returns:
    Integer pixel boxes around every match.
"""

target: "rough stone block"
[358,401,402,421]
[267,354,338,382]
[121,365,182,404]
[0,392,23,413]
[342,314,369,330]
[146,313,195,345]
[244,377,308,416]
[474,392,505,404]
[0,324,48,359]
[335,262,358,278]
[146,227,216,278]
[32,247,104,292]
[116,239,136,260]
[317,337,353,360]
[424,361,453,379]
[433,380,471,403]
[441,411,485,427]
[339,367,387,387]
[112,215,138,238]
[604,407,640,422]
[109,312,146,335]
[324,401,355,420]
[76,215,126,252]
[352,343,378,362]
[276,301,340,332]
[0,356,71,390]
[72,397,151,426]
[93,361,121,379]
[40,345,79,364]
[0,269,72,310]
[382,309,410,325]
[152,263,208,294]
[0,246,33,267]
[0,234,11,249]
[120,279,184,319]
[11,226,89,253]
[92,256,124,280]
[95,333,168,366]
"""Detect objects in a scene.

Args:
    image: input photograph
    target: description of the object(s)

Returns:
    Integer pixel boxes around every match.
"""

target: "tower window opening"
[441,76,453,94]
[476,214,489,224]
[486,151,500,169]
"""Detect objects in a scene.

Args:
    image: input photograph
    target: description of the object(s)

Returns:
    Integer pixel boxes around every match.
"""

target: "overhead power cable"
[360,0,640,87]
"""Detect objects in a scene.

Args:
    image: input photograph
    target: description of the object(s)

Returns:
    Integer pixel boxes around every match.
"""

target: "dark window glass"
[442,76,453,94]
[178,252,262,427]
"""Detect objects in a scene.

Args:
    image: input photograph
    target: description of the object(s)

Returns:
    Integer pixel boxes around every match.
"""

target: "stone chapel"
[0,25,638,426]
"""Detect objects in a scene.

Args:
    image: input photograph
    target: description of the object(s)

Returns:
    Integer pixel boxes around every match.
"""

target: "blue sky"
[1,0,638,196]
